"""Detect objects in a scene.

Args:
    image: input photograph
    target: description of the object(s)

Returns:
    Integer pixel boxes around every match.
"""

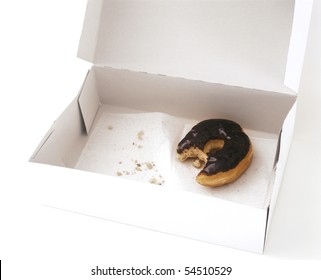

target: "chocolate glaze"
[177,119,251,176]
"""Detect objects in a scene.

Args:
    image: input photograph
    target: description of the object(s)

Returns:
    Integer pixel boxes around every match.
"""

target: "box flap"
[77,0,104,63]
[77,0,309,94]
[266,102,297,234]
[284,0,314,92]
[78,70,100,134]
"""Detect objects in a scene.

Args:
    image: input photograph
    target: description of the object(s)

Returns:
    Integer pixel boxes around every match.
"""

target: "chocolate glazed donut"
[177,119,253,187]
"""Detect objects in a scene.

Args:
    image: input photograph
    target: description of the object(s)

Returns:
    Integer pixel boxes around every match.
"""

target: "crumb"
[107,125,113,130]
[138,145,143,149]
[135,166,142,172]
[135,163,142,171]
[145,162,154,170]
[149,176,165,186]
[116,171,123,176]
[193,159,203,168]
[149,177,159,185]
[118,161,122,164]
[137,130,144,140]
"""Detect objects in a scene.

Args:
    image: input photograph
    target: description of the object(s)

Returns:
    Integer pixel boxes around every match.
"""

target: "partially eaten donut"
[177,119,253,187]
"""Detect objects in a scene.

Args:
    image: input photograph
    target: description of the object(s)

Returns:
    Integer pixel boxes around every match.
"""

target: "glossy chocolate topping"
[177,119,251,175]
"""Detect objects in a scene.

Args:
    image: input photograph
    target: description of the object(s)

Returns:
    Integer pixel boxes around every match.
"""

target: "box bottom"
[73,104,277,209]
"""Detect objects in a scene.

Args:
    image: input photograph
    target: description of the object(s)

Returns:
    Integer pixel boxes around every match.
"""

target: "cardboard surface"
[91,66,295,133]
[78,0,296,93]
[284,0,314,92]
[39,165,268,253]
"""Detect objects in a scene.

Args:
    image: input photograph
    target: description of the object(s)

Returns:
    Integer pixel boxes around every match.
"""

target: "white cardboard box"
[30,0,313,253]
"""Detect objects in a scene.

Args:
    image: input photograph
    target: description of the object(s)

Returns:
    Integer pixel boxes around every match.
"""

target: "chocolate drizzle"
[177,119,251,176]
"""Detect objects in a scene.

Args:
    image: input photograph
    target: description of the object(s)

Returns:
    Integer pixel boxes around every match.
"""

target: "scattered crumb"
[135,166,142,172]
[145,161,154,170]
[132,142,144,149]
[107,125,113,130]
[149,176,165,186]
[137,130,144,140]
[149,178,158,184]
[116,159,164,185]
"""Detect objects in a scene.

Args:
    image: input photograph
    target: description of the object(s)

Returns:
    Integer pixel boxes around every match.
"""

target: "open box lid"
[78,0,313,96]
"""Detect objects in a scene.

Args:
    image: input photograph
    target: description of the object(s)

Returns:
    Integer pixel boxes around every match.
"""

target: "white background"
[0,0,321,279]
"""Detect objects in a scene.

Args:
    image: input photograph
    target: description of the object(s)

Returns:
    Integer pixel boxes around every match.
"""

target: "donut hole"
[203,139,225,154]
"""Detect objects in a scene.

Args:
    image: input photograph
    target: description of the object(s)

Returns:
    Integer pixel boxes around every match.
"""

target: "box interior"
[32,66,296,210]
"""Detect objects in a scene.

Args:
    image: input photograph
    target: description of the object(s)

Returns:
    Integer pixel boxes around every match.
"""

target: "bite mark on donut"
[177,139,225,169]
[177,146,207,165]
